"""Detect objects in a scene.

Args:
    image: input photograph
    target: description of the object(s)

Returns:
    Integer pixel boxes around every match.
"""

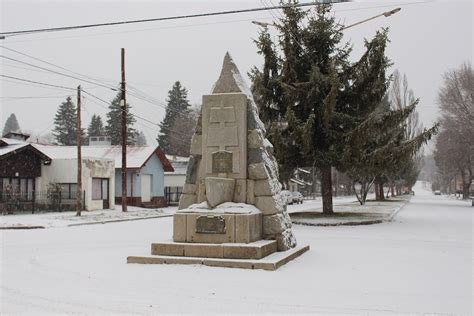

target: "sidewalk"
[0,205,177,229]
[289,195,410,226]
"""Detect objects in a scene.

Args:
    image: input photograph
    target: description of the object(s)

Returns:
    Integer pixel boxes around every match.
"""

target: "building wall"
[39,158,114,211]
[114,169,136,197]
[114,154,166,207]
[164,174,186,187]
[0,147,43,178]
[82,158,115,210]
[139,154,165,197]
[114,155,165,198]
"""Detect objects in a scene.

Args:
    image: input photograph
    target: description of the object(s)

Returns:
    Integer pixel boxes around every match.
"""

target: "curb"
[0,225,45,230]
[388,198,410,221]
[67,214,173,227]
[292,219,384,227]
[291,198,410,227]
[0,213,173,230]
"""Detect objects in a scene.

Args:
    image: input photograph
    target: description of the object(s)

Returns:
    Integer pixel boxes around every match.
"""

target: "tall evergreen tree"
[157,81,191,154]
[251,3,374,213]
[87,114,105,138]
[2,113,21,136]
[53,96,85,145]
[134,130,148,146]
[105,92,137,145]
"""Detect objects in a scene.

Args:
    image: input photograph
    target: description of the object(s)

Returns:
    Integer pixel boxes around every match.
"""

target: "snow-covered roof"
[0,137,26,146]
[32,144,173,171]
[165,155,189,175]
[0,139,29,156]
[0,138,51,161]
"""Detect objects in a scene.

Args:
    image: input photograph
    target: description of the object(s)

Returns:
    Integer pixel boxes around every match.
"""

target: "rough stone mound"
[178,52,296,251]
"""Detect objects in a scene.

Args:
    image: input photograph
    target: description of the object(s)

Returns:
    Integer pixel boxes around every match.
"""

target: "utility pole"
[121,48,128,212]
[76,85,82,216]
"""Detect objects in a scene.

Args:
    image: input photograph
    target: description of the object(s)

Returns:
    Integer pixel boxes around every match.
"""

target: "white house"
[34,144,174,208]
[0,138,115,212]
[33,145,115,211]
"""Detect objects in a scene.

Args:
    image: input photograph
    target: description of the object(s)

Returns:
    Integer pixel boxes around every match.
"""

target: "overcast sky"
[0,0,472,151]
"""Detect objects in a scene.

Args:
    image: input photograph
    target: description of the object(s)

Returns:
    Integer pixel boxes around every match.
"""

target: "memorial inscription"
[212,150,233,174]
[196,215,226,234]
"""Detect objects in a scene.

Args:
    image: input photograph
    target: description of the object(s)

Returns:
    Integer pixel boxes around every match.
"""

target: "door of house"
[101,179,109,209]
[141,174,151,203]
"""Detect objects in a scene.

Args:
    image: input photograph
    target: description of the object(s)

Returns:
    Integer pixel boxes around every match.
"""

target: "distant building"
[164,155,189,205]
[88,136,112,147]
[0,137,115,212]
[34,144,174,208]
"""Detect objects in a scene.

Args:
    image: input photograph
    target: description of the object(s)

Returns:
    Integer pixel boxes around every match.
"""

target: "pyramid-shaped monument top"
[212,52,252,96]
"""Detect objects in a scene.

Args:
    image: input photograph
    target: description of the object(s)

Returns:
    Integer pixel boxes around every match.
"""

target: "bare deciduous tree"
[434,62,474,199]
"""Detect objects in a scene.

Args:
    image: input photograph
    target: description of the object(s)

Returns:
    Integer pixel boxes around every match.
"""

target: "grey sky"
[0,0,472,151]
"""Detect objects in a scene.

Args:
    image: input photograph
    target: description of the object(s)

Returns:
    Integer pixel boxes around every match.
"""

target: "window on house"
[0,177,34,201]
[92,178,108,200]
[59,183,78,199]
[92,178,102,200]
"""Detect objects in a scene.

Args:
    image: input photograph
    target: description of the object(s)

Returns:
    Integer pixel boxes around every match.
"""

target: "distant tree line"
[50,81,198,153]
[51,91,148,146]
[5,80,197,153]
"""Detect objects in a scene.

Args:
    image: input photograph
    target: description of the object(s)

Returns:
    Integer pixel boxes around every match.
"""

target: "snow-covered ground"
[1,181,472,315]
[287,193,375,213]
[0,206,176,229]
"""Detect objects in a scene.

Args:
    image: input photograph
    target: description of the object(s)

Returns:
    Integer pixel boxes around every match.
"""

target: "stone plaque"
[212,151,233,174]
[196,215,226,234]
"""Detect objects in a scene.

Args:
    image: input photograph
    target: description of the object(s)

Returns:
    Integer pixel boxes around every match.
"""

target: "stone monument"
[128,53,309,270]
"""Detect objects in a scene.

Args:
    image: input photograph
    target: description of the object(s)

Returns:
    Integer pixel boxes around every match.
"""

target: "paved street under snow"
[1,182,472,315]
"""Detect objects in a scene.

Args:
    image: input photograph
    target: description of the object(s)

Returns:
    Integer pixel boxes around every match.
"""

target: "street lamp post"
[341,8,401,30]
[252,7,401,31]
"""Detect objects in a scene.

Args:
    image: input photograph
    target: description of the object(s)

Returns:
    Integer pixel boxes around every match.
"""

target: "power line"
[0,45,119,90]
[0,91,71,99]
[1,45,191,119]
[0,74,75,90]
[0,54,118,91]
[0,1,348,37]
[0,95,70,102]
[81,89,191,139]
[1,1,432,44]
[3,17,277,44]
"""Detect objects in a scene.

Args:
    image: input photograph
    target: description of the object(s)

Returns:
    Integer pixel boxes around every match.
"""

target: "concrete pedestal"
[173,210,262,244]
[128,245,310,271]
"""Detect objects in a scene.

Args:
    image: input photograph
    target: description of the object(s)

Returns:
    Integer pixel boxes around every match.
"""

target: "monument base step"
[151,240,277,259]
[127,245,309,271]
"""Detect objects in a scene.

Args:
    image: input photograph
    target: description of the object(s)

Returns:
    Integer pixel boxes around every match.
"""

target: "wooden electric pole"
[121,48,128,212]
[76,85,82,216]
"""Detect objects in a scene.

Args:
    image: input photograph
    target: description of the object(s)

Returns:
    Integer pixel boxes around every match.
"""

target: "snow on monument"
[128,53,308,270]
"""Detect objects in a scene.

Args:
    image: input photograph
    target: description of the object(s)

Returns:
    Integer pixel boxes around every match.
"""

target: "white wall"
[38,157,115,211]
[164,174,186,188]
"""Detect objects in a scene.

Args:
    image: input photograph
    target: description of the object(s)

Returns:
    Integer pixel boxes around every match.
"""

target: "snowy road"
[1,182,472,315]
